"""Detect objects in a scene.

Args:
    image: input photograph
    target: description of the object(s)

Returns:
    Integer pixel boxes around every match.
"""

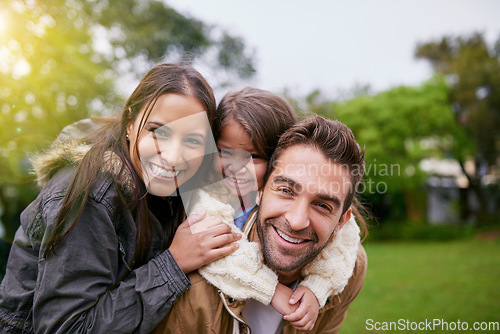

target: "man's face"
[256,144,352,280]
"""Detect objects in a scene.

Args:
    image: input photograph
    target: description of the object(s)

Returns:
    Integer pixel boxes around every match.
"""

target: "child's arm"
[284,286,319,332]
[193,189,279,304]
[299,216,361,307]
[198,238,279,303]
[271,284,319,332]
[269,283,297,315]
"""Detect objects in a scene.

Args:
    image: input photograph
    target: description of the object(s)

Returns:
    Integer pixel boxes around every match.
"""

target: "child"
[186,88,362,332]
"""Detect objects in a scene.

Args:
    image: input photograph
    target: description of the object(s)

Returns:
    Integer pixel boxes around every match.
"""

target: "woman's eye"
[152,128,169,138]
[185,138,203,146]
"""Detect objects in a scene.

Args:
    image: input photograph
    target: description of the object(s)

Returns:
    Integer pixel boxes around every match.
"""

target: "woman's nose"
[159,140,183,166]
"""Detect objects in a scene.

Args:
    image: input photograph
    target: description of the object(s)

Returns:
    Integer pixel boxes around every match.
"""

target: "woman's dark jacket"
[0,139,189,333]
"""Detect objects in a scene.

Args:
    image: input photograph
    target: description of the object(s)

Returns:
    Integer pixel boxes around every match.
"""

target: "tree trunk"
[404,189,426,222]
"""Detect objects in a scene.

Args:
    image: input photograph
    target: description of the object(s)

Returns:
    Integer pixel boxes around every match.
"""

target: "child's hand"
[169,212,241,274]
[283,286,319,332]
[270,283,298,315]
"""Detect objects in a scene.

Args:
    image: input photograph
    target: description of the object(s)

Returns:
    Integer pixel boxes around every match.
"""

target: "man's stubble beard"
[255,211,331,273]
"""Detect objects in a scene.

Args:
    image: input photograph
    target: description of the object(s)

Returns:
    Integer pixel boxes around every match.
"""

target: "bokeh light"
[0,12,8,38]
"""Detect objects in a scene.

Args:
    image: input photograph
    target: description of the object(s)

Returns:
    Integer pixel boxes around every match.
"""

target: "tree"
[0,0,256,241]
[415,32,500,224]
[307,78,468,222]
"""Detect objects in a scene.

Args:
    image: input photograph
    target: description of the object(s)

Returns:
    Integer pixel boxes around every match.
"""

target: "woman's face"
[127,93,209,197]
[215,120,268,197]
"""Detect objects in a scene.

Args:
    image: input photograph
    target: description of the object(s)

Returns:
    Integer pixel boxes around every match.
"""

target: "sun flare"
[0,12,7,38]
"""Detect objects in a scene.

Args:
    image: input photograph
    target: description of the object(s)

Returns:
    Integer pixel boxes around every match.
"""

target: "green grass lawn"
[340,238,500,333]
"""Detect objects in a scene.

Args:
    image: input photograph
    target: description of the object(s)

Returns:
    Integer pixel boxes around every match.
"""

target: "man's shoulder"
[356,243,368,276]
[188,270,215,287]
[176,270,225,310]
[320,243,367,311]
[345,243,367,297]
[153,270,236,334]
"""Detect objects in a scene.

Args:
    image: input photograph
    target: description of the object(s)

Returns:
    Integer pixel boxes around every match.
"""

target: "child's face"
[216,120,268,197]
[127,93,209,197]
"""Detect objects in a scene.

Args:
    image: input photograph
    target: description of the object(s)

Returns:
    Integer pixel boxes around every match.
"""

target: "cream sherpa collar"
[193,188,360,307]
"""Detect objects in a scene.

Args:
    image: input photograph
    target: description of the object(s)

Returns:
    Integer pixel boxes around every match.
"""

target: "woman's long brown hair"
[43,63,217,267]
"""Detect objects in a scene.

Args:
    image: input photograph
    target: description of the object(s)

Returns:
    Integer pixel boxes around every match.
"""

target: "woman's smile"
[147,161,181,179]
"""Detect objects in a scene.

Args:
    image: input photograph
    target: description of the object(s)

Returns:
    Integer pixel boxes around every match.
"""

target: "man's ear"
[334,206,352,235]
[256,189,263,206]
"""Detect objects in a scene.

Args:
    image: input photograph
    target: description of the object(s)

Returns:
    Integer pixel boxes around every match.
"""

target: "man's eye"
[278,187,293,195]
[315,203,332,213]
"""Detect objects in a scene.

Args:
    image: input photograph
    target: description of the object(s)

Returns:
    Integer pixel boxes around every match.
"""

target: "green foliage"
[366,220,475,242]
[415,32,500,224]
[216,32,256,82]
[315,77,468,194]
[0,0,255,240]
[415,32,500,167]
[290,33,500,224]
[95,0,211,59]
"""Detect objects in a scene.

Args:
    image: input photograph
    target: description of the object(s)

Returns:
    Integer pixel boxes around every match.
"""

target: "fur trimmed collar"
[30,140,93,188]
[30,139,135,197]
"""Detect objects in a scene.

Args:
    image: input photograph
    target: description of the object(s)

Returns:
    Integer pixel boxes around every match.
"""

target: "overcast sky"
[165,0,500,99]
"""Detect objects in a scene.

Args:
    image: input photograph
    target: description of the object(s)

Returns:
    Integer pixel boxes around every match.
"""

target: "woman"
[0,63,240,333]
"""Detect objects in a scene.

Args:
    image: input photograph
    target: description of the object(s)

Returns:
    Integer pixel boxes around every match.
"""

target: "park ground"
[341,234,500,334]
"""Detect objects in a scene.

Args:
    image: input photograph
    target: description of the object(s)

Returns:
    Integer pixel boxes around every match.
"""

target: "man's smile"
[274,226,308,244]
[271,225,314,249]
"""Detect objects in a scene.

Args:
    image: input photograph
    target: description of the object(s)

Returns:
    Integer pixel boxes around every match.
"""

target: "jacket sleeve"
[298,216,361,307]
[32,194,190,334]
[192,190,278,305]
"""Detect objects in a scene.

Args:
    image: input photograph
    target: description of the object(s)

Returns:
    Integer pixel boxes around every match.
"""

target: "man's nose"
[284,199,311,231]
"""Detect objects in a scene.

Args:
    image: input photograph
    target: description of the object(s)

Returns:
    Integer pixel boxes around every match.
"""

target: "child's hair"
[214,87,297,159]
[44,63,217,264]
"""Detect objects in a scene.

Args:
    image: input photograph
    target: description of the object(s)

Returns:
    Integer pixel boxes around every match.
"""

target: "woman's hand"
[169,212,241,274]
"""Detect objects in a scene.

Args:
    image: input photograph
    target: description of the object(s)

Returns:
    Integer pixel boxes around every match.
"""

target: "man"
[155,116,367,333]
